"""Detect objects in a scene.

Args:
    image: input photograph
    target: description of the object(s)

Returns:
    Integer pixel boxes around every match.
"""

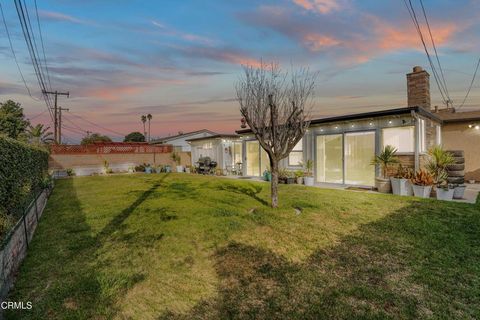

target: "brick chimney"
[407,66,431,111]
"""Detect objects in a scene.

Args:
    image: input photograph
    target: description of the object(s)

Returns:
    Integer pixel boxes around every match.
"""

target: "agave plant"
[425,145,455,185]
[371,145,399,179]
[26,124,54,145]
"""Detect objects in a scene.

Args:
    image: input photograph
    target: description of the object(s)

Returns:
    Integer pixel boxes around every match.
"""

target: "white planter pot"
[436,188,454,201]
[185,168,191,174]
[296,177,304,185]
[412,185,432,198]
[304,176,314,186]
[176,165,184,173]
[453,186,466,199]
[390,177,413,196]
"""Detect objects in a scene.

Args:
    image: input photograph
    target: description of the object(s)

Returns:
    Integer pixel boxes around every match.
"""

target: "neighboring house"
[435,109,480,181]
[187,134,242,172]
[235,66,465,187]
[150,129,217,152]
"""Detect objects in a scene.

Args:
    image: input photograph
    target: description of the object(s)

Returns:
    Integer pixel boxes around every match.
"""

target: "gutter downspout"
[411,110,420,172]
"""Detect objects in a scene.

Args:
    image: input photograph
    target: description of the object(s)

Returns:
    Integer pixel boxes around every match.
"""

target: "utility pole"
[58,107,69,144]
[43,90,69,143]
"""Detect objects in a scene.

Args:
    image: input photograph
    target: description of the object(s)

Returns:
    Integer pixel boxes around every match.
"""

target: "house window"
[202,142,213,149]
[382,126,414,153]
[419,119,426,152]
[288,139,303,166]
[436,125,442,145]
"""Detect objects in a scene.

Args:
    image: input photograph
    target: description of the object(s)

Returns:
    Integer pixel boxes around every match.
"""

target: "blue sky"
[1,0,479,142]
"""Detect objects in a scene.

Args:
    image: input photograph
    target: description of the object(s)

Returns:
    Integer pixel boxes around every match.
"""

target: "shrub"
[0,136,49,223]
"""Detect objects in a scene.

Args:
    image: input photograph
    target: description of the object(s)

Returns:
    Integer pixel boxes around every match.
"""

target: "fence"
[50,142,173,155]
[0,182,53,301]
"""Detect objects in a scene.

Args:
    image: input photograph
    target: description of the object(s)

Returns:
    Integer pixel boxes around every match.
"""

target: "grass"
[5,173,480,319]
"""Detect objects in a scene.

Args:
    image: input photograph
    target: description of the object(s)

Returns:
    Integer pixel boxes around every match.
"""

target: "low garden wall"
[49,151,191,176]
[0,186,51,301]
[0,136,51,302]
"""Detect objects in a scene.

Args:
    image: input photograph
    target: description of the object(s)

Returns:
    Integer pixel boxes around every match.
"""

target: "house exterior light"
[469,124,473,128]
[369,122,373,126]
[476,125,480,130]
[388,120,393,124]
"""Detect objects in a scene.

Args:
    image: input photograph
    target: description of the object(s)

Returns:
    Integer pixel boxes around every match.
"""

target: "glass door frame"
[314,129,376,186]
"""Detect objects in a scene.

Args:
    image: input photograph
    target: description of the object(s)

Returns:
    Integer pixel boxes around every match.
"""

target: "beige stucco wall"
[49,152,191,175]
[442,123,480,181]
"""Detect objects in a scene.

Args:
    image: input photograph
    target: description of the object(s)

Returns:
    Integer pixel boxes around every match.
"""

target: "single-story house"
[187,134,242,173]
[235,66,479,187]
[150,129,217,152]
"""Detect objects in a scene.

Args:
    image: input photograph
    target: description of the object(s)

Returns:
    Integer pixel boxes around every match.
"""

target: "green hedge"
[0,136,49,219]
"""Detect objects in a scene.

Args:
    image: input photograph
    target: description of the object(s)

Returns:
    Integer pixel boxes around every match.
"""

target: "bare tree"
[236,62,316,208]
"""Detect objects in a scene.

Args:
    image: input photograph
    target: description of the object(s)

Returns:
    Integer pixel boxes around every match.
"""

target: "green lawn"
[5,173,480,319]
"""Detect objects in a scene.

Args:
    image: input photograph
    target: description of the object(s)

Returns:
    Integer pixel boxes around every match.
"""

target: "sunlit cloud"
[38,10,92,25]
[151,20,214,45]
[292,0,342,14]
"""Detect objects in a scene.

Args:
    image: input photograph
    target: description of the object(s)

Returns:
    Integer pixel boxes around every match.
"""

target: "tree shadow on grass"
[6,174,170,319]
[160,199,480,320]
[217,182,269,207]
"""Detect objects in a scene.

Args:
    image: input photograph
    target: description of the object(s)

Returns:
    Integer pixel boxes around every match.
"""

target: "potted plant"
[371,145,398,193]
[185,165,192,174]
[303,160,314,186]
[390,164,413,196]
[164,164,172,173]
[436,183,455,201]
[452,184,466,199]
[410,169,434,198]
[135,164,146,172]
[145,163,153,174]
[155,165,163,173]
[425,146,455,200]
[285,171,295,184]
[127,166,134,174]
[278,168,288,184]
[263,169,272,182]
[102,160,113,174]
[171,152,183,172]
[295,170,304,184]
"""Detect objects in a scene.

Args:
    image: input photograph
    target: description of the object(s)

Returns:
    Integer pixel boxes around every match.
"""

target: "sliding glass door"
[316,131,375,186]
[344,132,375,186]
[316,134,343,183]
[246,141,260,176]
[246,141,270,176]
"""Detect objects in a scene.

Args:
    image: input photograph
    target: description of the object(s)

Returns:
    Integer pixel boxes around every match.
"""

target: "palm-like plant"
[141,115,147,138]
[425,145,455,185]
[147,113,152,142]
[26,124,54,145]
[371,145,399,179]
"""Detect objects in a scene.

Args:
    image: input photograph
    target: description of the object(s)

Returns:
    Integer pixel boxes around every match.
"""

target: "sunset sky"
[1,0,479,142]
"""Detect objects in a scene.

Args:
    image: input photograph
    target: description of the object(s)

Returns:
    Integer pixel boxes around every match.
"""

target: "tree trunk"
[270,160,279,208]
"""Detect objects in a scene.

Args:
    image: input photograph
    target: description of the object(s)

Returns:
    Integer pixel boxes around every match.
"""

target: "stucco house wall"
[442,122,480,181]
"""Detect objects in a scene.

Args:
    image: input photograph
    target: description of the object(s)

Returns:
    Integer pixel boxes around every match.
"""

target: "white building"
[188,134,242,173]
[150,129,217,152]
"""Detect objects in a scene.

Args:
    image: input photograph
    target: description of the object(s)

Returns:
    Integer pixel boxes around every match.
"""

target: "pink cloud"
[302,33,341,51]
[292,0,342,14]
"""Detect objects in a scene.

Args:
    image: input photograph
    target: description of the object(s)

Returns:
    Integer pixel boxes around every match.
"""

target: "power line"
[14,0,54,122]
[33,0,52,92]
[403,0,449,106]
[458,58,480,110]
[418,0,451,105]
[0,1,38,101]
[66,110,126,136]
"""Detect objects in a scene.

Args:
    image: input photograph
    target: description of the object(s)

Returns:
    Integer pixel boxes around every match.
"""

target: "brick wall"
[0,188,50,301]
[407,66,431,111]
